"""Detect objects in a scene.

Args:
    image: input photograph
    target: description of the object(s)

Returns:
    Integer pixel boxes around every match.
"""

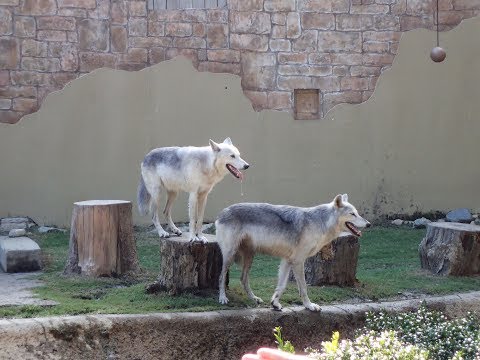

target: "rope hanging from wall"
[430,0,447,62]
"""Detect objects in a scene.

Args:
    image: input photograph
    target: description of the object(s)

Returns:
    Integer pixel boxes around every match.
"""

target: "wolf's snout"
[243,164,250,170]
[365,222,371,228]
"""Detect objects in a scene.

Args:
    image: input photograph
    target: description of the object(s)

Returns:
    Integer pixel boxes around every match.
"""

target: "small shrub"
[273,326,295,354]
[307,330,428,360]
[364,304,480,360]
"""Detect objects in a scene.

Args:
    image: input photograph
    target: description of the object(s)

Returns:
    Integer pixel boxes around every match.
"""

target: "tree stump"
[64,200,139,277]
[156,234,226,295]
[289,235,359,286]
[419,222,480,276]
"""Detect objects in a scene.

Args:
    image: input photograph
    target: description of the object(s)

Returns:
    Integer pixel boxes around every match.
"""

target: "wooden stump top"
[161,234,217,244]
[74,200,131,206]
[427,222,480,232]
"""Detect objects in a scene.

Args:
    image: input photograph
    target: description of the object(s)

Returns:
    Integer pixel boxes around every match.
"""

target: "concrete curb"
[1,291,480,360]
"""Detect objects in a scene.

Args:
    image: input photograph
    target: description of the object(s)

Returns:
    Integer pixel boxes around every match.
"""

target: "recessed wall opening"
[294,89,320,120]
[148,0,227,10]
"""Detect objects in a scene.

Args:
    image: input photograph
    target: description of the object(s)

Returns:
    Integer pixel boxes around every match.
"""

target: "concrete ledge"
[0,236,41,273]
[1,292,480,360]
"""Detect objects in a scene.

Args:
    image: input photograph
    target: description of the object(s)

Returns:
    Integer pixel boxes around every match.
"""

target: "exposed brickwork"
[0,0,479,123]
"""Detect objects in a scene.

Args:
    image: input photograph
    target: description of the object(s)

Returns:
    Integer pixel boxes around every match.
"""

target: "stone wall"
[0,0,479,123]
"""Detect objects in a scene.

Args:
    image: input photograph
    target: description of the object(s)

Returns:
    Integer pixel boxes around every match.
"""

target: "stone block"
[206,24,228,48]
[78,19,109,51]
[0,8,12,36]
[230,11,271,34]
[0,37,19,70]
[0,236,41,273]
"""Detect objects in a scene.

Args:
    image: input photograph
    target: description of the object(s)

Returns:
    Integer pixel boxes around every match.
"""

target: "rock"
[475,218,480,226]
[201,223,216,234]
[0,236,41,272]
[391,219,403,226]
[38,226,66,234]
[419,222,480,276]
[473,214,479,219]
[446,208,473,223]
[8,229,26,237]
[437,218,446,222]
[413,217,431,229]
[0,217,35,233]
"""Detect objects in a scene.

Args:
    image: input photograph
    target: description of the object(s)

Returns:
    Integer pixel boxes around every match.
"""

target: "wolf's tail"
[137,175,151,216]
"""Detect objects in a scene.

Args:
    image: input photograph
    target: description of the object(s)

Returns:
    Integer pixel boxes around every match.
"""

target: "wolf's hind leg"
[218,229,239,305]
[239,248,263,304]
[164,190,182,236]
[270,259,291,311]
[151,187,169,238]
[218,251,235,305]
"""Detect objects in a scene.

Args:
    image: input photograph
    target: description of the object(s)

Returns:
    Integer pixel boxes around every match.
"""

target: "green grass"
[2,227,480,318]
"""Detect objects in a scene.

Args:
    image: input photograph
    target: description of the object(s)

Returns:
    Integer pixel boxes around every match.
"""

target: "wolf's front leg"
[188,192,200,242]
[292,262,321,312]
[194,191,209,243]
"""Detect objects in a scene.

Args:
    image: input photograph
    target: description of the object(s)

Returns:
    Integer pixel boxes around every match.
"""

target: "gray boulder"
[446,208,473,223]
[38,226,66,234]
[8,229,26,237]
[413,217,431,229]
[0,217,35,233]
[391,219,403,226]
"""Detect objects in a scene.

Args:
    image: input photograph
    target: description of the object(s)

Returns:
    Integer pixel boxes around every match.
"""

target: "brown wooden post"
[64,200,139,277]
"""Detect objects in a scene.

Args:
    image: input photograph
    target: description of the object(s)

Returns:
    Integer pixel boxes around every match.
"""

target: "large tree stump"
[156,234,226,295]
[64,200,139,277]
[419,222,480,276]
[289,235,359,286]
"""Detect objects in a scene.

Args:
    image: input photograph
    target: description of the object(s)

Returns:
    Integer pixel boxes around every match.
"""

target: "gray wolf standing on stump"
[216,194,370,311]
[137,138,249,242]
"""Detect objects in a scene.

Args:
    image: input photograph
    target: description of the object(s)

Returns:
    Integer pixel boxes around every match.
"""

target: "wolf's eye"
[350,213,356,216]
[230,155,235,158]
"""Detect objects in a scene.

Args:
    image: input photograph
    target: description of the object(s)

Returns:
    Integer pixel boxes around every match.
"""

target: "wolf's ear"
[334,194,344,208]
[223,137,232,145]
[209,139,221,152]
[342,194,348,202]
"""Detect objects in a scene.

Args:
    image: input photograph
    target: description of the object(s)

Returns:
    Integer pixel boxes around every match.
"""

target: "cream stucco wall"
[1,17,479,227]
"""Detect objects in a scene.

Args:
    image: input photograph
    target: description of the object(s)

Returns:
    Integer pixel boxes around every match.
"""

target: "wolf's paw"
[189,234,208,243]
[305,302,321,312]
[158,230,170,238]
[271,300,283,311]
[253,296,264,304]
[219,294,229,305]
[167,225,182,236]
[197,235,208,243]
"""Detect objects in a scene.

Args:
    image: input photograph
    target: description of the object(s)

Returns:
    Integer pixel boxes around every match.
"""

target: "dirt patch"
[0,271,57,306]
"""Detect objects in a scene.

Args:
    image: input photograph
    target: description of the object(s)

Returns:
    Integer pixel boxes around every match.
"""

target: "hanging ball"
[430,46,446,62]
